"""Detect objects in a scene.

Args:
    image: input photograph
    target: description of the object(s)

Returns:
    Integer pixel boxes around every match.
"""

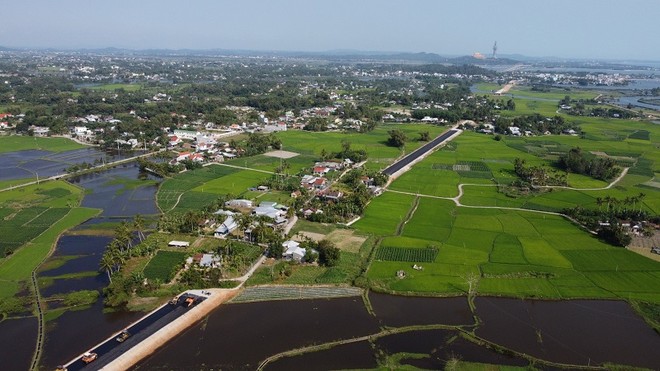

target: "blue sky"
[1,0,659,60]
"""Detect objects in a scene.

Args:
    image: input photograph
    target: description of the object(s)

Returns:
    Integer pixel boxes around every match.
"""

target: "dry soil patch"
[264,150,299,159]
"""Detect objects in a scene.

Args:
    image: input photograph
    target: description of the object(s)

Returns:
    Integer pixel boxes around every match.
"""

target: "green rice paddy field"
[0,136,85,153]
[157,165,272,211]
[361,196,660,302]
[358,103,660,302]
[0,181,99,300]
[388,128,659,214]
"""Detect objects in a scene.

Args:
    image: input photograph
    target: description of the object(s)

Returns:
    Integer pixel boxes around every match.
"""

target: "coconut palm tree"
[133,214,146,242]
[99,254,115,283]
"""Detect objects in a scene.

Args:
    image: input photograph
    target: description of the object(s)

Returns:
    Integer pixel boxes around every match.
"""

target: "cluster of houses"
[211,200,290,238]
[299,159,355,196]
[168,129,240,164]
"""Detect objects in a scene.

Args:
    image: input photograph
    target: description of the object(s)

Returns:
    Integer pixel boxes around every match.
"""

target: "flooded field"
[71,164,160,217]
[377,329,530,369]
[474,297,660,369]
[134,297,379,370]
[369,292,474,327]
[135,294,659,370]
[0,148,108,181]
[266,341,377,371]
[0,317,38,371]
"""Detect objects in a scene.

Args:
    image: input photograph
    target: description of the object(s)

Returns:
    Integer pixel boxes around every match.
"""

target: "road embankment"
[100,288,239,371]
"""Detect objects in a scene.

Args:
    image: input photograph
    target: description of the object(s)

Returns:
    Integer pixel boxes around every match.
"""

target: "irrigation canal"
[60,292,207,371]
[382,129,460,176]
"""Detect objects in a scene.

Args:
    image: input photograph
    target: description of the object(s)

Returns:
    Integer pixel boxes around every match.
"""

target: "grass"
[0,136,85,153]
[0,178,36,190]
[143,250,187,283]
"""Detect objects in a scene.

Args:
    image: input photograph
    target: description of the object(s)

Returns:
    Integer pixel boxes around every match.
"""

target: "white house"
[282,240,306,262]
[199,253,221,268]
[225,199,253,209]
[214,216,238,237]
[173,129,198,140]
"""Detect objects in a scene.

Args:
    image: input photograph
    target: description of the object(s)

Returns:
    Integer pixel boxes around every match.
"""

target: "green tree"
[418,131,430,141]
[99,253,115,283]
[317,239,340,267]
[387,129,407,148]
[133,214,146,242]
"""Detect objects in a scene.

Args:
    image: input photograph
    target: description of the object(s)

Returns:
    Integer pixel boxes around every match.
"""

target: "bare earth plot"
[263,150,299,159]
[628,231,660,262]
[296,229,366,253]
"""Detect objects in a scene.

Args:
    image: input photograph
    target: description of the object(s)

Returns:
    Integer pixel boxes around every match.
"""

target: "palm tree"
[638,193,646,212]
[133,214,146,242]
[604,196,614,212]
[99,254,115,283]
[114,221,133,251]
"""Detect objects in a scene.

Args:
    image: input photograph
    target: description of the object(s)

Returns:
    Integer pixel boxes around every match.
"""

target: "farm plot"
[375,246,438,263]
[400,198,455,242]
[0,207,71,256]
[352,192,415,236]
[432,161,493,179]
[158,165,270,211]
[191,169,269,195]
[143,251,187,283]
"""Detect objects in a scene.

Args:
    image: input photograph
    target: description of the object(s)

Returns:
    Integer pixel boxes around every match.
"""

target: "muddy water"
[136,294,659,370]
[0,317,38,371]
[376,329,530,369]
[40,300,145,369]
[266,341,377,371]
[134,297,380,370]
[369,292,473,326]
[71,164,160,217]
[474,297,660,369]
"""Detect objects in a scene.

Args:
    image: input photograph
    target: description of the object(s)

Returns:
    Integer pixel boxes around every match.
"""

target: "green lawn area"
[0,178,36,190]
[352,192,415,236]
[0,136,85,153]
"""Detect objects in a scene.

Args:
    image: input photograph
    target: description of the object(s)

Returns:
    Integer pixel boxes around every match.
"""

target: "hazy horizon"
[1,0,659,61]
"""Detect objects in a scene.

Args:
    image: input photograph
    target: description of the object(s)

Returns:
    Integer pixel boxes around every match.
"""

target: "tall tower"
[492,41,498,59]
